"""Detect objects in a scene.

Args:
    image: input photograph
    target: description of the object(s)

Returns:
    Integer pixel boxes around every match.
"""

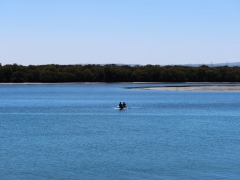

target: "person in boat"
[123,102,126,108]
[119,102,123,109]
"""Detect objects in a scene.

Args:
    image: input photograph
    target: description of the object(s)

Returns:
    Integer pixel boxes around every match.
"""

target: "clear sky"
[1,0,239,65]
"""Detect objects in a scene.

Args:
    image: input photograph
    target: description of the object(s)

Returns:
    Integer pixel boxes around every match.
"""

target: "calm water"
[0,83,240,180]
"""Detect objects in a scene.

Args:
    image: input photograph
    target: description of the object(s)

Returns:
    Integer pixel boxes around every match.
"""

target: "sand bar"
[143,86,240,91]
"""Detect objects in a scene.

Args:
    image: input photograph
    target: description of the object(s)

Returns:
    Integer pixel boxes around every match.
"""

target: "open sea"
[0,83,240,180]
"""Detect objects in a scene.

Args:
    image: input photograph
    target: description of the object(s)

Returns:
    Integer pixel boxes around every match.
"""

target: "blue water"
[0,83,240,180]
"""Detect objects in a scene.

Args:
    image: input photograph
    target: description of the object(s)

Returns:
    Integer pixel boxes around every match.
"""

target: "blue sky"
[1,0,239,65]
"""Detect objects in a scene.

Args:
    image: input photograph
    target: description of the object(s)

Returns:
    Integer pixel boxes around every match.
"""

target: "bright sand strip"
[143,86,240,91]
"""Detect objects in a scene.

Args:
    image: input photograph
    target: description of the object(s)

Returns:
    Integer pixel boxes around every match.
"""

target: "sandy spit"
[143,86,240,91]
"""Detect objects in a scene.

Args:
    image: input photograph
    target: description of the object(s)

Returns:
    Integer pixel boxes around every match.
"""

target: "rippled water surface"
[1,84,240,179]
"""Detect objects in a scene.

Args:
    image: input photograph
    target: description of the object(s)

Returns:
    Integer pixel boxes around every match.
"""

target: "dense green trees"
[0,63,240,83]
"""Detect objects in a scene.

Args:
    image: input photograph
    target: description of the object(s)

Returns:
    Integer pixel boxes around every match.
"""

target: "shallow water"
[1,83,240,179]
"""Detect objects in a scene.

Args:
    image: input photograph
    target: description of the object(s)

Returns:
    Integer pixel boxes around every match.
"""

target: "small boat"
[116,102,129,110]
[114,106,129,110]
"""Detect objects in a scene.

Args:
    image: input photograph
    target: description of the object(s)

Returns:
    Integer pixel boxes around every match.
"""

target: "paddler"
[119,102,123,109]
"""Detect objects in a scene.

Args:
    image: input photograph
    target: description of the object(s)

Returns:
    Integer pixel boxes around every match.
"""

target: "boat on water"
[115,102,129,110]
[115,106,129,110]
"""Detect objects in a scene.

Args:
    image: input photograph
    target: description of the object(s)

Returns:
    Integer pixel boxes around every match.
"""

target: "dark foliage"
[0,63,240,83]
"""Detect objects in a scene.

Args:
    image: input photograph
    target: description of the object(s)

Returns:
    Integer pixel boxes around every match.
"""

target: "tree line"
[0,63,240,83]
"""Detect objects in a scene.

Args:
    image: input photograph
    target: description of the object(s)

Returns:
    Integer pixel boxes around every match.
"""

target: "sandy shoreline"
[143,86,240,91]
[1,82,240,91]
